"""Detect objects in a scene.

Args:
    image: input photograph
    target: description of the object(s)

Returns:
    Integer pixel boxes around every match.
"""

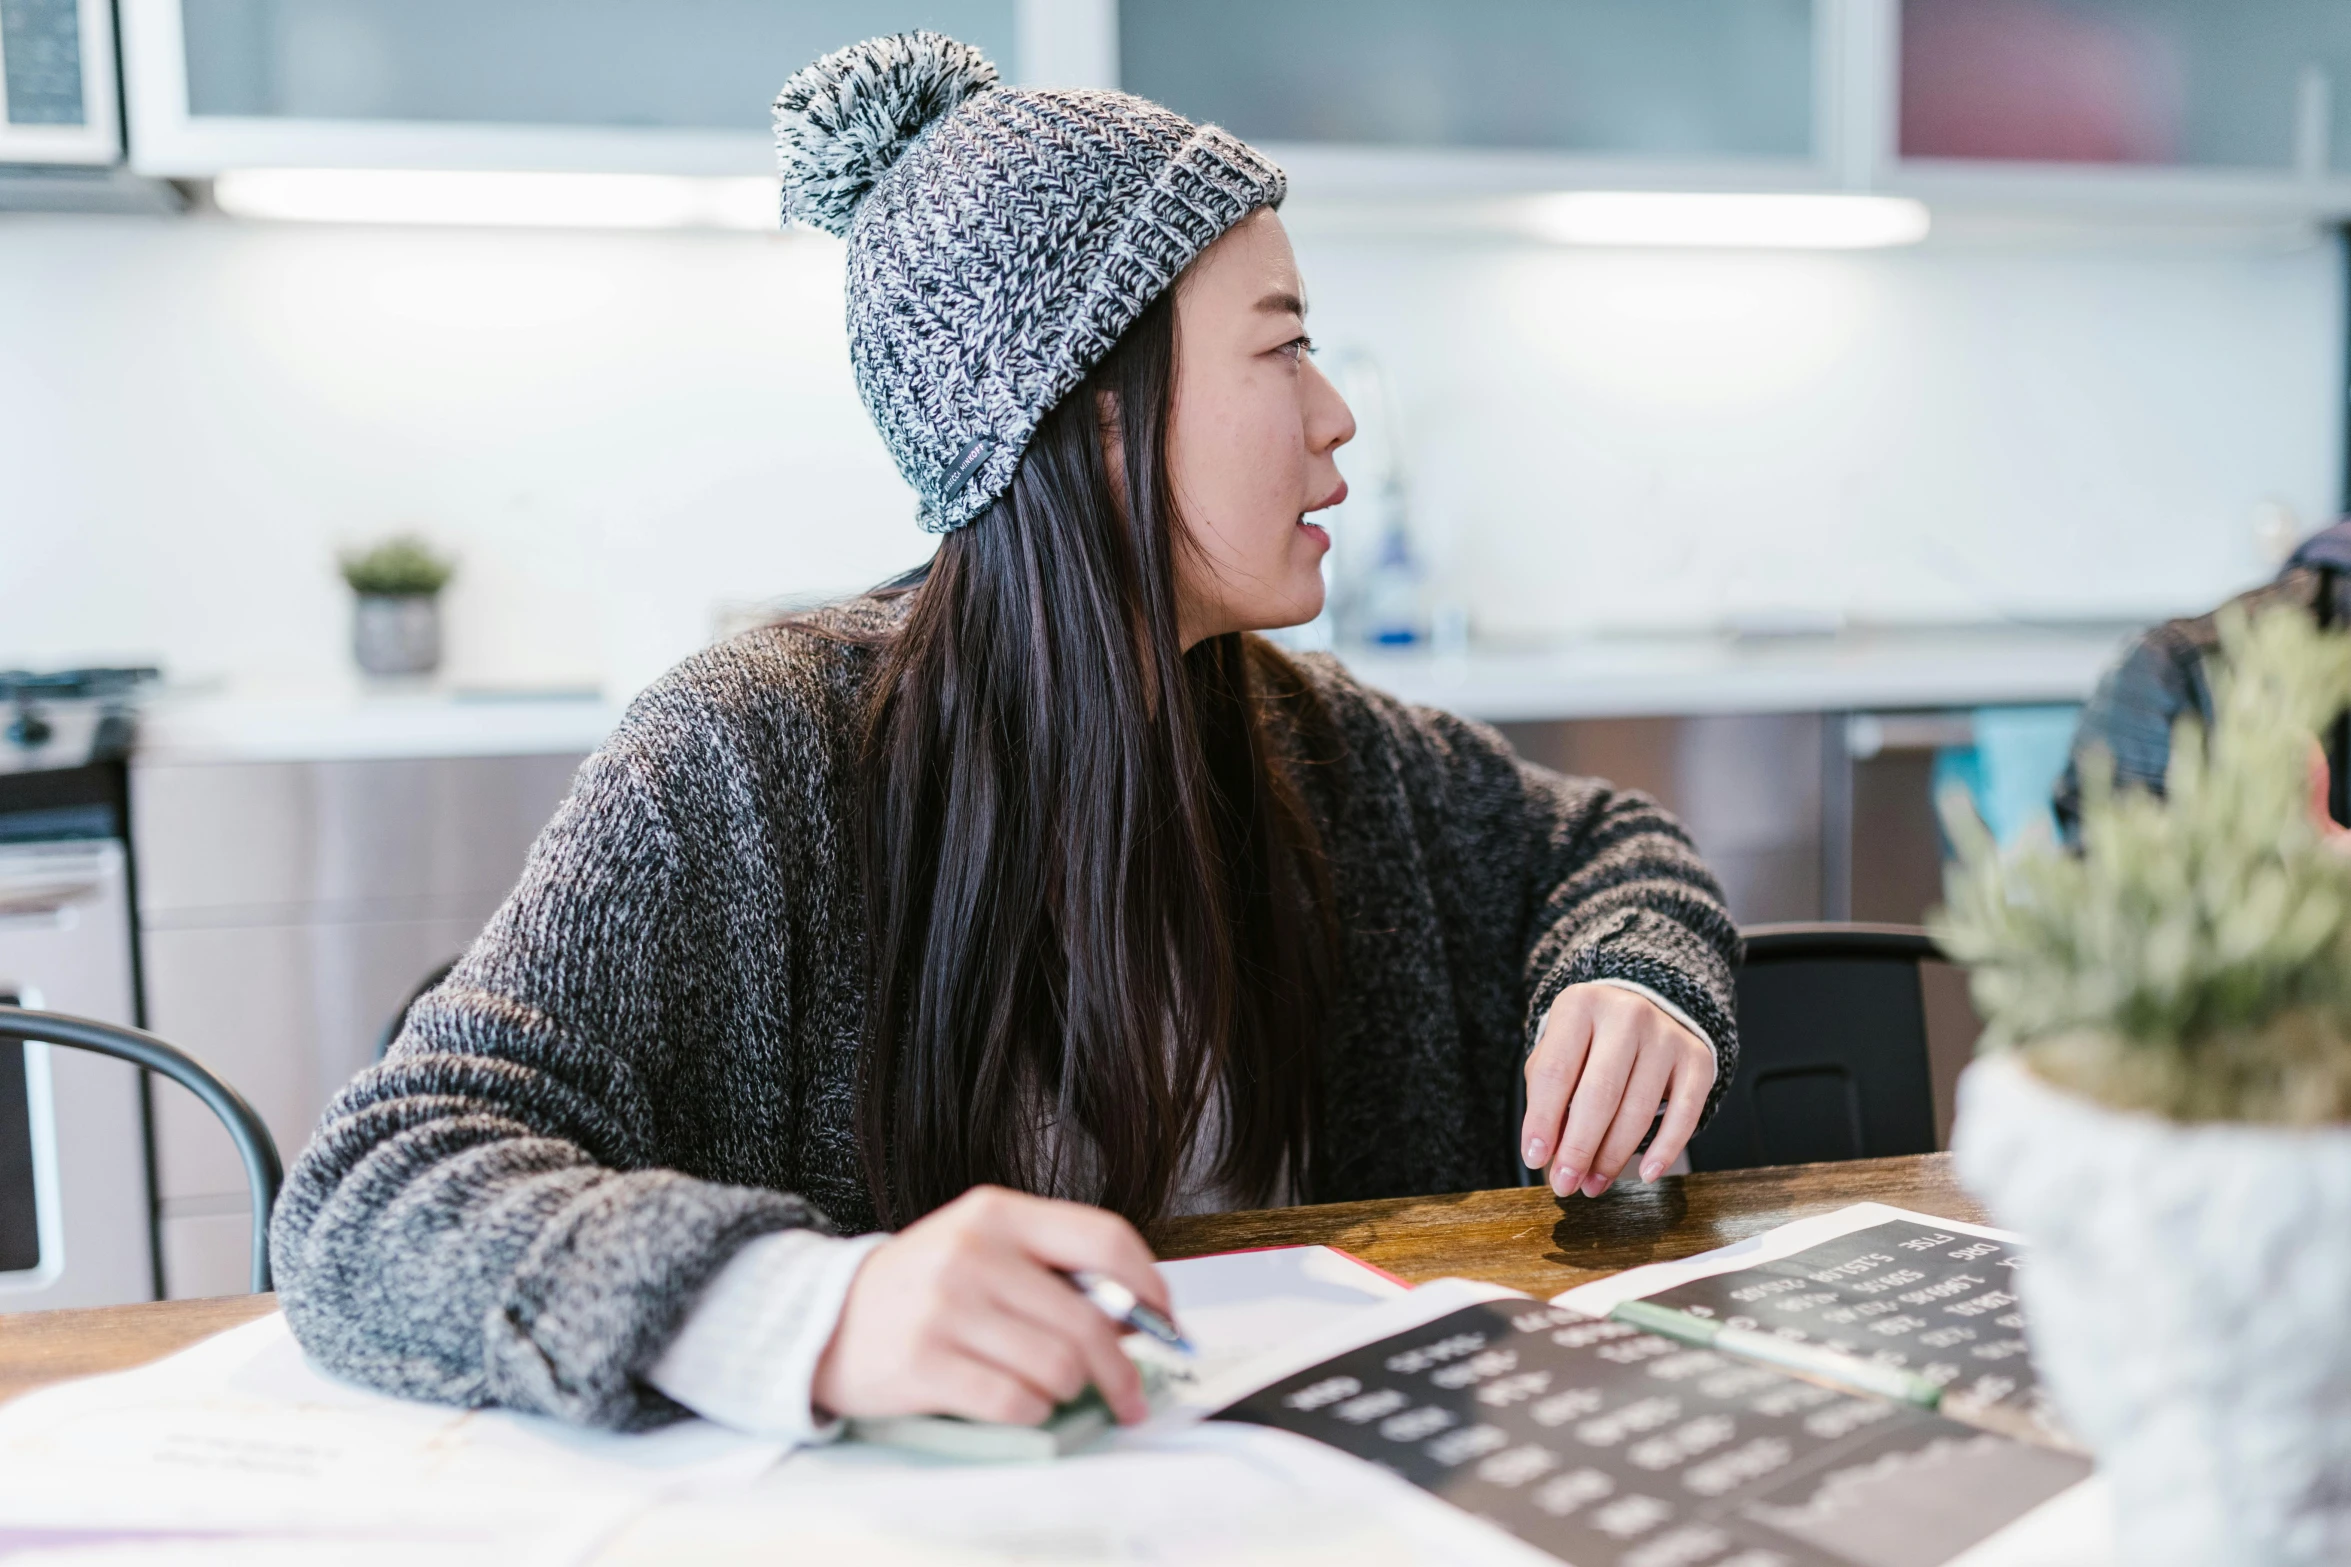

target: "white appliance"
[0,675,159,1312]
[0,840,153,1310]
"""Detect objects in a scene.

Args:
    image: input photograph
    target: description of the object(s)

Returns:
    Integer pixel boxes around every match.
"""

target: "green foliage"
[1931,605,2351,1123]
[339,535,454,597]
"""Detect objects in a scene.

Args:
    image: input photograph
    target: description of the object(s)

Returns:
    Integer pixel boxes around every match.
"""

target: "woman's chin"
[1264,582,1328,634]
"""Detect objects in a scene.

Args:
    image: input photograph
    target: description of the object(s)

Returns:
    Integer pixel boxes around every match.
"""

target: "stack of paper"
[0,1227,2112,1566]
[0,1245,1453,1566]
[0,1312,785,1565]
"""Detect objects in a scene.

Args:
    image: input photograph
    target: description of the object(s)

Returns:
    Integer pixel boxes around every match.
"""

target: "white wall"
[1294,223,2344,640]
[0,215,925,697]
[0,210,2339,697]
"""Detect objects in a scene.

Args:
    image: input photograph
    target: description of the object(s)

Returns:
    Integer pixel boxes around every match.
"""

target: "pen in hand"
[1068,1269,1196,1357]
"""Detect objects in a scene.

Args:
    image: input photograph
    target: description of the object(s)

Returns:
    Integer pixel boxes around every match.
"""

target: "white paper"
[1152,1243,1410,1404]
[0,1313,787,1566]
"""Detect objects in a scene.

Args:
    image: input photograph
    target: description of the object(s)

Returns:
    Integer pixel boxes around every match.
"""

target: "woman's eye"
[1277,335,1316,362]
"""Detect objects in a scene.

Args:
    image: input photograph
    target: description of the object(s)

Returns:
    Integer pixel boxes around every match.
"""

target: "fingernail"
[1581,1173,1609,1198]
[1640,1158,1663,1182]
[1551,1164,1577,1196]
[1524,1136,1547,1167]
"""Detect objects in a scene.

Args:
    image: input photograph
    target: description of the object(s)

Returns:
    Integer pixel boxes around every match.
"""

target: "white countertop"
[1345,622,2135,724]
[134,624,2135,765]
[137,687,629,765]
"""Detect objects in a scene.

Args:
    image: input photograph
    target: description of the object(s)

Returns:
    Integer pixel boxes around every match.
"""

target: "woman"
[271,33,1740,1442]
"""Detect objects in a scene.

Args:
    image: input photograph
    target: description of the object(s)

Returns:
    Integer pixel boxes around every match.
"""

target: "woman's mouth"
[1295,481,1344,552]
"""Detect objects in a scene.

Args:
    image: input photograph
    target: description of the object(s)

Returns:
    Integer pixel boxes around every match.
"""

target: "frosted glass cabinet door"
[1900,0,2351,171]
[1119,0,1815,159]
[174,0,1016,130]
[0,0,120,162]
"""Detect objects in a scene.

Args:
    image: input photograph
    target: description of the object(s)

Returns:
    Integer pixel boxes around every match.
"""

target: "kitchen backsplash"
[0,212,2334,697]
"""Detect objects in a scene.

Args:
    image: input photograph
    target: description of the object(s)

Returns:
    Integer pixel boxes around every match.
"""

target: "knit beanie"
[772,32,1286,533]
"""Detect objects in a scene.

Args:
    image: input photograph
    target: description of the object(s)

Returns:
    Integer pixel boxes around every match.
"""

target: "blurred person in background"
[2057,518,2351,841]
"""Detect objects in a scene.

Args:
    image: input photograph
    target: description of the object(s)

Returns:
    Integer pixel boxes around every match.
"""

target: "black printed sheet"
[1212,1299,2088,1567]
[1635,1219,2054,1431]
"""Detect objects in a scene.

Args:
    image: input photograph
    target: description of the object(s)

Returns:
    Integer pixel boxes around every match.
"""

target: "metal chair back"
[0,1006,283,1293]
[376,957,458,1061]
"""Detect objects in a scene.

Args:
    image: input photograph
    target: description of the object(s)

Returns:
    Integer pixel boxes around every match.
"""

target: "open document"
[609,1254,2101,1566]
[0,1245,1419,1565]
[0,1238,2101,1565]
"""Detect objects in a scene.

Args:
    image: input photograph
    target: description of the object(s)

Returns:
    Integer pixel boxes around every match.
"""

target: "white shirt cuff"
[1571,977,1718,1063]
[645,1227,889,1445]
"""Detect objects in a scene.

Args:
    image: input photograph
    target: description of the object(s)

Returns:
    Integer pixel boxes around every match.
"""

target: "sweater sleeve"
[268,743,833,1432]
[1376,690,1743,1127]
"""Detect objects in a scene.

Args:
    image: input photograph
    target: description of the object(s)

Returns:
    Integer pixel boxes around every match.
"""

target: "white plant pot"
[1952,1052,2351,1566]
[352,593,442,678]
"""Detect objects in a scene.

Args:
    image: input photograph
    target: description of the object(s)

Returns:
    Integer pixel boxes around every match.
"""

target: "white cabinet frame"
[121,0,1082,179]
[120,0,766,177]
[1876,0,2351,220]
[108,0,2351,220]
[1156,0,1865,202]
[0,0,121,166]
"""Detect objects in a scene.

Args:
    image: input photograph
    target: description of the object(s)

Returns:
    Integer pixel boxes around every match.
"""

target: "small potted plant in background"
[1937,605,2351,1566]
[340,535,455,679]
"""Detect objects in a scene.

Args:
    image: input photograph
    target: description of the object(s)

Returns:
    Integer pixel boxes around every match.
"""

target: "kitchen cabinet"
[0,0,120,164]
[102,0,2351,220]
[121,0,1021,176]
[1122,0,1816,162]
[1891,0,2351,219]
[1901,0,2351,172]
[121,0,1830,191]
[1121,0,1855,201]
[132,751,583,1298]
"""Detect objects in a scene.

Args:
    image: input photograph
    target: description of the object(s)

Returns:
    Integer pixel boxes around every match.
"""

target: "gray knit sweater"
[271,605,1740,1430]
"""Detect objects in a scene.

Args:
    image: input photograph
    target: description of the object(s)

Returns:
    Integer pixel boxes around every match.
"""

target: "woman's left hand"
[1521,983,1716,1198]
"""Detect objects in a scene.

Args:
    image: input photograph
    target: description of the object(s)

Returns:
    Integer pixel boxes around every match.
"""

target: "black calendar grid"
[1638,1219,2058,1434]
[1213,1299,2087,1567]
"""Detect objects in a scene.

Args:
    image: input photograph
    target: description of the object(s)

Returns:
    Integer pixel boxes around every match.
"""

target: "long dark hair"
[847,288,1336,1228]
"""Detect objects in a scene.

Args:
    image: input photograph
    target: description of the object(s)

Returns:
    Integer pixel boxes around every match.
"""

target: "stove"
[2,667,156,775]
[0,666,159,1309]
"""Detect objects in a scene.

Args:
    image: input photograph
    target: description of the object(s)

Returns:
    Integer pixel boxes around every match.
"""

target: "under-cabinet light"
[1520,192,1930,250]
[212,169,781,232]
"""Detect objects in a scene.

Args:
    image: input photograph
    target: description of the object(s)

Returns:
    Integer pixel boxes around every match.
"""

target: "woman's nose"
[1304,359,1356,454]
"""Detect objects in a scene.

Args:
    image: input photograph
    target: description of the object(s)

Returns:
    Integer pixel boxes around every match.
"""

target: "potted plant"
[340,536,455,679]
[1936,605,2351,1566]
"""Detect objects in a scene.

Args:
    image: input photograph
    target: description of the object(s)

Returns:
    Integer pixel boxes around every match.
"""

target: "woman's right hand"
[810,1185,1169,1427]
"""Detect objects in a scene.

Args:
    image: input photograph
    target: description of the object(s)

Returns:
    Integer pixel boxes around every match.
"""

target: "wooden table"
[0,1152,1979,1406]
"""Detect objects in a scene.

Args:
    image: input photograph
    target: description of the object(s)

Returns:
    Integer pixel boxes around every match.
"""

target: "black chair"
[1687,922,1941,1172]
[0,1006,284,1294]
[375,957,458,1062]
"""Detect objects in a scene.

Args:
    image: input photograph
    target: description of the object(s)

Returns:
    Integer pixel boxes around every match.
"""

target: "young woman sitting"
[270,33,1741,1442]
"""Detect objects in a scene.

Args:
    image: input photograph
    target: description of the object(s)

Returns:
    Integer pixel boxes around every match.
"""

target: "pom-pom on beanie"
[773,32,1286,532]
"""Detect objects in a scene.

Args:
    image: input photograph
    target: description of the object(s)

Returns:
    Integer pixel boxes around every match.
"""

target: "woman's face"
[1166,209,1356,649]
